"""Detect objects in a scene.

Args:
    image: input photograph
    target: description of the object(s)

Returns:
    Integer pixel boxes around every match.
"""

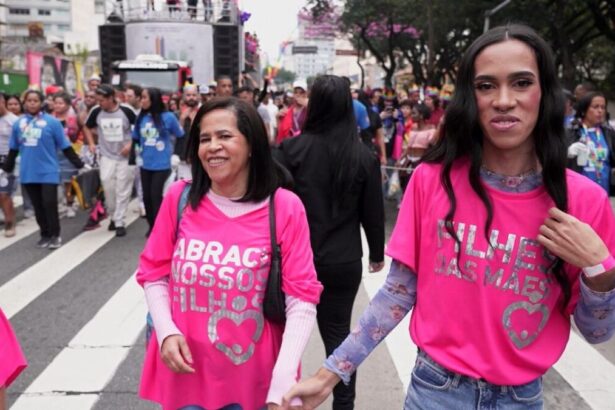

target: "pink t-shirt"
[0,308,27,388]
[137,181,322,410]
[387,159,615,385]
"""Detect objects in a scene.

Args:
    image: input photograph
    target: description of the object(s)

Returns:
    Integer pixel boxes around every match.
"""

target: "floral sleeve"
[573,278,615,343]
[323,260,417,384]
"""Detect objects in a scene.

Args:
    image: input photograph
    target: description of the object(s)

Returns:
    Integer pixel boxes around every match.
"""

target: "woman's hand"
[160,334,195,373]
[369,261,385,273]
[537,207,609,269]
[281,368,340,410]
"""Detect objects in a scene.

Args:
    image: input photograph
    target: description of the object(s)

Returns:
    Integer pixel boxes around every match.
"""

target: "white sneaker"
[66,207,76,218]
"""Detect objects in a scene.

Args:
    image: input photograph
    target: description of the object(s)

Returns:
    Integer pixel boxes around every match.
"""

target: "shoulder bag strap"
[269,190,280,261]
[175,182,191,240]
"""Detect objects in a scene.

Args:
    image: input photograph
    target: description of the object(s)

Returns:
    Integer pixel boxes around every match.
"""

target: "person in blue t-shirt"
[2,90,85,249]
[131,87,185,236]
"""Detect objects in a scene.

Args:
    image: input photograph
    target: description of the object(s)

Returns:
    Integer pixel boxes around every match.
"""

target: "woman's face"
[400,105,412,119]
[7,97,21,115]
[411,107,422,122]
[424,95,434,110]
[583,96,606,127]
[53,98,69,115]
[24,93,42,115]
[474,39,541,157]
[198,109,251,198]
[141,90,151,110]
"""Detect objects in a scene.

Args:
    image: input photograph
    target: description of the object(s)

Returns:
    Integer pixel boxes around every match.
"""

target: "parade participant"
[132,87,185,237]
[0,308,27,410]
[573,81,595,105]
[87,74,101,92]
[0,92,19,237]
[424,91,445,128]
[283,24,615,409]
[258,92,279,144]
[178,84,202,180]
[199,85,214,104]
[125,84,143,115]
[276,80,309,144]
[2,90,85,249]
[6,94,23,116]
[357,90,386,165]
[84,85,137,237]
[136,97,322,409]
[398,102,437,191]
[276,75,385,410]
[566,91,615,193]
[53,92,81,218]
[215,75,234,97]
[237,86,256,105]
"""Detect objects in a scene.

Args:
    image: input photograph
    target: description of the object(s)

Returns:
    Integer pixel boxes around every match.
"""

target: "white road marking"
[0,200,140,319]
[10,275,147,409]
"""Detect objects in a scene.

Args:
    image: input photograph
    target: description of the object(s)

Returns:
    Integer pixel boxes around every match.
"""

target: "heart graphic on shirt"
[502,301,550,349]
[208,309,264,365]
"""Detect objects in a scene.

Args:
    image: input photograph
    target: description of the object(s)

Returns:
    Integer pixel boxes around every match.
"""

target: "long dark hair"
[185,97,289,207]
[302,75,362,199]
[137,87,166,131]
[422,24,571,308]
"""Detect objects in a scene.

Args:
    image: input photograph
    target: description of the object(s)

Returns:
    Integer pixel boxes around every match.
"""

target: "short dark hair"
[185,97,286,206]
[23,89,45,103]
[53,92,72,106]
[399,99,414,109]
[236,86,254,95]
[575,91,607,120]
[216,75,232,83]
[126,84,143,97]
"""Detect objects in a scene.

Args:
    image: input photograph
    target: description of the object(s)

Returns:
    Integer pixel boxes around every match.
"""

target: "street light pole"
[484,0,513,33]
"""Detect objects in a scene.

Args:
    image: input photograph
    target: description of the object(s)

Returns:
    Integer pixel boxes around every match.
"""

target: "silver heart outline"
[502,301,550,349]
[208,309,264,365]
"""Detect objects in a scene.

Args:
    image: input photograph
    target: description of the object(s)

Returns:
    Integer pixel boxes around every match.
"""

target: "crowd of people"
[1,22,615,410]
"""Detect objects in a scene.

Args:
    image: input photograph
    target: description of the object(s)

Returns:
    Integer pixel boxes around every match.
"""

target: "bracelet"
[582,255,615,278]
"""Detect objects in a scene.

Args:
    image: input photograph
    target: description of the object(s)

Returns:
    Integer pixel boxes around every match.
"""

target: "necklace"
[480,166,542,191]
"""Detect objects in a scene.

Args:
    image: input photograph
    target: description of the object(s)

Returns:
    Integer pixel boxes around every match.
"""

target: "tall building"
[4,0,72,41]
[285,9,336,81]
[3,0,105,51]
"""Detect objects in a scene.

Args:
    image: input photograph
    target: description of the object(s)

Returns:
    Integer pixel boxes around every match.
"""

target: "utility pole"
[484,0,513,33]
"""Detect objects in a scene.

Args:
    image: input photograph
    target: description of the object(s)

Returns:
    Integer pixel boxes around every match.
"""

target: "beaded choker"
[480,166,542,192]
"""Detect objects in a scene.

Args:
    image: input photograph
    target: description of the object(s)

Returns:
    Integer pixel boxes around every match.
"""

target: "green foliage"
[314,0,615,94]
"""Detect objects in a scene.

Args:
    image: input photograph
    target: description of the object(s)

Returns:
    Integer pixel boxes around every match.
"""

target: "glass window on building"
[38,9,51,16]
[95,0,105,13]
[9,8,30,15]
[58,24,71,31]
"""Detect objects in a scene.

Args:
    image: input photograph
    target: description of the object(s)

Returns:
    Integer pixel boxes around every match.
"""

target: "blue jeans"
[405,351,543,410]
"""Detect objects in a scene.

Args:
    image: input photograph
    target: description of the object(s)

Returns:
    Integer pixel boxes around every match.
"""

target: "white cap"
[198,85,210,95]
[88,74,101,83]
[292,79,308,91]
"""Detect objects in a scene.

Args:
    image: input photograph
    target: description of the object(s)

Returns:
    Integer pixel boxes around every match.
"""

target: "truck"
[110,54,192,93]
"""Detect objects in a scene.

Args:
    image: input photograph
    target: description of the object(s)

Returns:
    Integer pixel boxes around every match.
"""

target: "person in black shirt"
[275,75,385,410]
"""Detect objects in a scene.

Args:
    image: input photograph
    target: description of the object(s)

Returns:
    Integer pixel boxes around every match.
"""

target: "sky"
[240,0,308,65]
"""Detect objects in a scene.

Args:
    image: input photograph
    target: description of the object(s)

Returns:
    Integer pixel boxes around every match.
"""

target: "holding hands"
[281,368,340,410]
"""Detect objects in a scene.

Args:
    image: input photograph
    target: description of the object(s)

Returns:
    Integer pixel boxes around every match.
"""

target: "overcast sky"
[241,0,308,65]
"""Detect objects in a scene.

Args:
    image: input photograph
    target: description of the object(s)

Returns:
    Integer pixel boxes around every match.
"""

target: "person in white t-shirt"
[0,92,19,237]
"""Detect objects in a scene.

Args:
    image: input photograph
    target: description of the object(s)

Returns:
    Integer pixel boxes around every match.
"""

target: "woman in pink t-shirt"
[137,98,322,410]
[0,308,27,410]
[283,24,615,409]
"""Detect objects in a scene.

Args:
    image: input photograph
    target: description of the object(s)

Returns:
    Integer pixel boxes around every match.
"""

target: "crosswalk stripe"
[0,217,40,252]
[553,331,615,409]
[0,200,140,319]
[10,275,146,409]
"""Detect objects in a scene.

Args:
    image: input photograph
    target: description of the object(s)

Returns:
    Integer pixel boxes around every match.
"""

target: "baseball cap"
[198,85,211,95]
[45,85,61,96]
[292,79,308,91]
[95,84,115,97]
[88,74,101,83]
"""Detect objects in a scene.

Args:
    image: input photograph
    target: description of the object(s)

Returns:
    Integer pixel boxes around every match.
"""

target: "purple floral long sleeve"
[324,260,417,384]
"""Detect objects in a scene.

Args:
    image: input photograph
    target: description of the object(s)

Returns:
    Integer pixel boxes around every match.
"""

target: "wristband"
[582,255,615,277]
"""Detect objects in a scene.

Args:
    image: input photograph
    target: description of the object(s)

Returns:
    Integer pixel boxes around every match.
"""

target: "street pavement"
[1,198,615,409]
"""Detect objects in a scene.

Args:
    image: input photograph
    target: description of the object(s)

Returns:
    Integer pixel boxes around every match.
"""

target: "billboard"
[26,52,82,97]
[125,21,214,86]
